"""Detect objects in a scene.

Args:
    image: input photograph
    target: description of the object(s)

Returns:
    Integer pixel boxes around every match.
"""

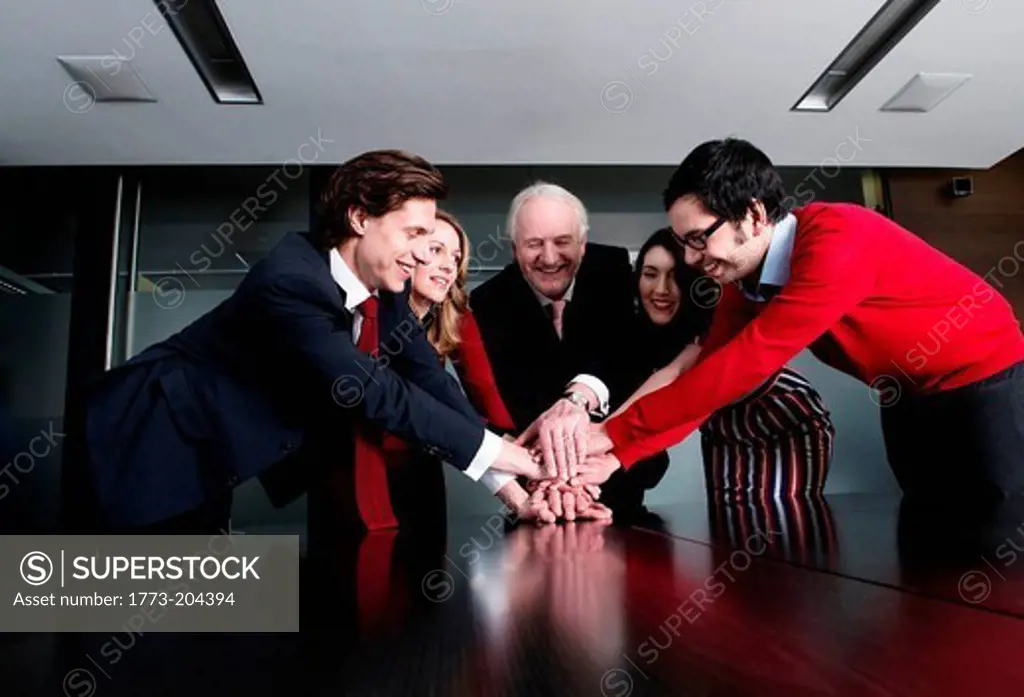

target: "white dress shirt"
[328,249,511,493]
[740,213,797,303]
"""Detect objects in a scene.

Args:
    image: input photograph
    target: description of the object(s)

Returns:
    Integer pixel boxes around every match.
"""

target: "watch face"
[565,392,587,408]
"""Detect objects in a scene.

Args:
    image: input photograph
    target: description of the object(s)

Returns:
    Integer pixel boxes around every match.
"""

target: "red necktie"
[356,529,401,635]
[354,297,399,530]
[549,299,566,339]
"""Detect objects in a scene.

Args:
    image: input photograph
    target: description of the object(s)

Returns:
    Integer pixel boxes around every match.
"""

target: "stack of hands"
[495,397,625,525]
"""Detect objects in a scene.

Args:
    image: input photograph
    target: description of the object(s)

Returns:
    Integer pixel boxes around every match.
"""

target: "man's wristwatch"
[562,390,591,413]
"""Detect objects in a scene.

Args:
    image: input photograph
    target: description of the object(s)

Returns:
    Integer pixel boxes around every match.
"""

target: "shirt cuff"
[568,374,610,417]
[462,430,503,482]
[478,470,516,494]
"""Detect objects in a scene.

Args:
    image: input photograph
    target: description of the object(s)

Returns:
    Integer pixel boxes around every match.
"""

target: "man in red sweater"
[580,138,1024,503]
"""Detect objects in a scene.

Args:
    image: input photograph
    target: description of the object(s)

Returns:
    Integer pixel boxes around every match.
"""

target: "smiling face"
[638,245,681,326]
[411,217,463,305]
[513,196,586,300]
[668,194,769,284]
[350,197,436,292]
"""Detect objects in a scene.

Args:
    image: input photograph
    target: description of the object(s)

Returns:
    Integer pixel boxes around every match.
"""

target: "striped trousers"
[700,368,835,501]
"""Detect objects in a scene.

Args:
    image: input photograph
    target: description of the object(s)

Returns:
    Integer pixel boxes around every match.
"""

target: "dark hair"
[314,149,448,249]
[633,228,717,368]
[634,227,691,308]
[662,138,788,224]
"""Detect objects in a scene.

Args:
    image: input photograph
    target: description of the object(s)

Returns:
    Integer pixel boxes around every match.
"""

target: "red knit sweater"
[606,202,1024,467]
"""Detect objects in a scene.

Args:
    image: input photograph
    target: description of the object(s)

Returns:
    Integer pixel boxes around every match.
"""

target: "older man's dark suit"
[77,232,489,531]
[470,243,668,514]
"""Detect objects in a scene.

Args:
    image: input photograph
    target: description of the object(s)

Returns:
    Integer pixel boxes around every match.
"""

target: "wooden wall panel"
[885,149,1024,325]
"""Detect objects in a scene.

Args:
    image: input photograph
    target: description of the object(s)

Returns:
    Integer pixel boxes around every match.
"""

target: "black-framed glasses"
[673,217,728,251]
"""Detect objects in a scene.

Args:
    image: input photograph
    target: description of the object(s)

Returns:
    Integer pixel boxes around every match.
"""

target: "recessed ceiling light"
[154,0,261,104]
[57,55,158,103]
[880,72,972,112]
[793,0,943,112]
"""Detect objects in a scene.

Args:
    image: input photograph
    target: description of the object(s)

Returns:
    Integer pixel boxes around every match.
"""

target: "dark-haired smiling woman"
[617,228,835,501]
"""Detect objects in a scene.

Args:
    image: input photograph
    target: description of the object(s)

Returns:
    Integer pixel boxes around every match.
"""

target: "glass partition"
[0,169,79,532]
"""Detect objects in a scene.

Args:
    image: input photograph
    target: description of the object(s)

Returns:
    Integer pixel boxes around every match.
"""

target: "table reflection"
[706,494,838,568]
[46,508,1023,697]
[895,497,1024,614]
[468,520,631,695]
[650,493,1024,618]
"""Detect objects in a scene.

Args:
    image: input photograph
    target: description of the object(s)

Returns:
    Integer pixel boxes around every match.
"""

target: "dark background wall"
[0,168,80,533]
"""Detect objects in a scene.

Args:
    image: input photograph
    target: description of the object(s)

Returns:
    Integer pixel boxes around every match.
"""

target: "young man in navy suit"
[75,150,546,534]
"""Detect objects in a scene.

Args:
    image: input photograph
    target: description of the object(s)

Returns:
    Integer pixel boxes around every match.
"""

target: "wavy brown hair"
[314,149,448,250]
[422,209,472,361]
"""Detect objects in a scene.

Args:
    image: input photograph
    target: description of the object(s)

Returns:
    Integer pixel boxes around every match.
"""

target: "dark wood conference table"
[21,494,1024,696]
[652,492,1024,618]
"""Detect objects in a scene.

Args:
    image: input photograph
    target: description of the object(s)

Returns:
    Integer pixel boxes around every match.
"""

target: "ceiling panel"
[0,0,1020,167]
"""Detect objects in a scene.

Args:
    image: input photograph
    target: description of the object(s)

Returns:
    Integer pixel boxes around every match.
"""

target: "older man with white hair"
[470,182,668,519]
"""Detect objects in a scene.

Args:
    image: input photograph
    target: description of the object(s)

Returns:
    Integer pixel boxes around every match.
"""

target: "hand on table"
[527,479,612,523]
[498,433,613,523]
[513,496,558,525]
[496,479,557,525]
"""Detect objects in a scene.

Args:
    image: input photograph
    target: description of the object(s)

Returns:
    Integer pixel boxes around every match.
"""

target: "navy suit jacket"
[82,232,487,528]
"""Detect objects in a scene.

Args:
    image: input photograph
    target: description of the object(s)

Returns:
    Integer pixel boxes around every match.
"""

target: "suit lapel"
[561,295,583,340]
[290,233,350,319]
[377,291,416,354]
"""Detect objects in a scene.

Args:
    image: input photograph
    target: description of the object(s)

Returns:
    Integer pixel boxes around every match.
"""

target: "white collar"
[531,277,576,307]
[328,247,372,311]
[741,213,797,302]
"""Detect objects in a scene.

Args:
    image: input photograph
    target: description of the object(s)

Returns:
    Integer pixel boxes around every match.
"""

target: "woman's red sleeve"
[453,310,518,432]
